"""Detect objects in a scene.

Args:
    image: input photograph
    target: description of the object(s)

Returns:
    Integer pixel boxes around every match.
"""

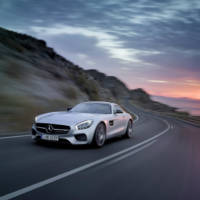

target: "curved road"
[0,103,200,200]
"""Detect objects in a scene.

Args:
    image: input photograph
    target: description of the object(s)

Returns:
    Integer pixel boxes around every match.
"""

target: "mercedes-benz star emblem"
[47,124,53,133]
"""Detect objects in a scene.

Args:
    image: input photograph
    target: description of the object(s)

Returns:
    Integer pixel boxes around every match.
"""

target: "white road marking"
[0,119,171,200]
[133,113,139,123]
[0,134,30,140]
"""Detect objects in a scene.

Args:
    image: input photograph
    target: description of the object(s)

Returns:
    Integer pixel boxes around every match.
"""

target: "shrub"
[62,86,77,99]
[71,72,100,100]
[2,57,25,79]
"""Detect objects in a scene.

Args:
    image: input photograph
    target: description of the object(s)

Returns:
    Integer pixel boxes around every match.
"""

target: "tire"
[125,120,133,138]
[93,123,106,147]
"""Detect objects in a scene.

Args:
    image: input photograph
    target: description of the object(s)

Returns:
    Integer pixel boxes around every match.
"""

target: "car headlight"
[35,116,38,122]
[75,120,93,130]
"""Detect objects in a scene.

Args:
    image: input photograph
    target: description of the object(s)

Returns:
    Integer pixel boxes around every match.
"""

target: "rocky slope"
[86,70,178,112]
[0,27,198,134]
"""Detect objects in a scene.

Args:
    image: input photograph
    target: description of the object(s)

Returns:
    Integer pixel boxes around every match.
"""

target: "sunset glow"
[146,80,200,100]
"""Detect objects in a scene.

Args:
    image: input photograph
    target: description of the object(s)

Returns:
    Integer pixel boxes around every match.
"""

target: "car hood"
[36,111,101,126]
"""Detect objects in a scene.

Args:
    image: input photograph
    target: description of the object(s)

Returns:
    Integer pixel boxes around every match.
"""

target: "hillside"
[0,27,199,134]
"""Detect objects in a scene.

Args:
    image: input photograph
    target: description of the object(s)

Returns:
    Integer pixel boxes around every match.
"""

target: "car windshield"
[70,103,112,114]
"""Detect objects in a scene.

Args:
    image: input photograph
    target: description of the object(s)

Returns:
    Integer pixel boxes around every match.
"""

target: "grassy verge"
[128,100,200,126]
[0,94,72,135]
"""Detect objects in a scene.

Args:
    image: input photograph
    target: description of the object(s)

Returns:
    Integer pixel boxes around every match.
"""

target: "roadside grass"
[165,112,200,125]
[0,56,28,80]
[0,94,72,135]
[62,86,78,100]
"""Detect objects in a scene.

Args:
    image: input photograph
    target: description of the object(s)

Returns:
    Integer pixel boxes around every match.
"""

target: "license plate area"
[41,134,59,141]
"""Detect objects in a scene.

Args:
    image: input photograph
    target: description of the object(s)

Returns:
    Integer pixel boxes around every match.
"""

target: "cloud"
[185,80,200,87]
[77,53,88,59]
[33,19,43,23]
[127,0,200,25]
[76,53,96,66]
[30,24,161,64]
[148,80,168,83]
[148,79,200,87]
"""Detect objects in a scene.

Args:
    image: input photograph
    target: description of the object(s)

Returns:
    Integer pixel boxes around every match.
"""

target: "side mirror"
[67,107,72,111]
[114,109,123,114]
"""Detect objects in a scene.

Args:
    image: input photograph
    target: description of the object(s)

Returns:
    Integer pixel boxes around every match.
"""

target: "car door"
[106,105,119,138]
[109,105,125,136]
[116,105,128,132]
[117,105,128,131]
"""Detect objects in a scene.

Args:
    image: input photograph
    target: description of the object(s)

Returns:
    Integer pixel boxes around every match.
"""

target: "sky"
[0,0,200,114]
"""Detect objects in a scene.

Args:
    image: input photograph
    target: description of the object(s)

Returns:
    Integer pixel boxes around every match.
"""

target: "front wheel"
[93,123,106,147]
[125,120,133,138]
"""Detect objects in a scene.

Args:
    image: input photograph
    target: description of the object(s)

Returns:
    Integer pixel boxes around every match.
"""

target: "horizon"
[0,0,200,115]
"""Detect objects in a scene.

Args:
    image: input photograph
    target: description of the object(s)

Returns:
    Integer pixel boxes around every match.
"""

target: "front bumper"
[31,123,96,145]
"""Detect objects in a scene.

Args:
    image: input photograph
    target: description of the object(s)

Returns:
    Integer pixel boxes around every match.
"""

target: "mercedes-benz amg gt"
[32,101,133,147]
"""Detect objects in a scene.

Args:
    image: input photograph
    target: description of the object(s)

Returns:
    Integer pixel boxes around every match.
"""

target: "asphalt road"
[0,103,200,200]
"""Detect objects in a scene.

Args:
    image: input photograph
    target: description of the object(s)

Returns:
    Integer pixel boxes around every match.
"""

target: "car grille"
[36,123,70,134]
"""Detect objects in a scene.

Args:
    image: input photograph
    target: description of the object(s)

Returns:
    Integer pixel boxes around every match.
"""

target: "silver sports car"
[32,101,133,147]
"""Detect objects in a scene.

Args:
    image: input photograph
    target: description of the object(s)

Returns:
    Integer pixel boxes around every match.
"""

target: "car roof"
[83,101,117,106]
